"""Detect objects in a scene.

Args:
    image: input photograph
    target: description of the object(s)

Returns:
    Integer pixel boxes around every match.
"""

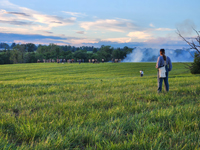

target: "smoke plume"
[123,48,195,62]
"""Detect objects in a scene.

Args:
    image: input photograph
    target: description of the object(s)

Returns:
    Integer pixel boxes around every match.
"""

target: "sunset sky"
[0,0,199,48]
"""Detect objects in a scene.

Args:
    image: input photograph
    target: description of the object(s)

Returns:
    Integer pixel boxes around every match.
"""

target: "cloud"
[127,31,151,39]
[5,11,30,16]
[0,20,34,25]
[13,40,70,45]
[43,31,53,34]
[83,40,189,49]
[63,11,86,17]
[0,32,67,40]
[82,41,145,48]
[68,38,98,46]
[50,21,63,24]
[102,37,132,43]
[0,32,72,45]
[76,31,85,34]
[0,26,33,34]
[80,19,137,32]
[0,32,189,49]
[156,28,175,31]
[150,23,154,27]
[0,32,90,46]
[0,1,75,32]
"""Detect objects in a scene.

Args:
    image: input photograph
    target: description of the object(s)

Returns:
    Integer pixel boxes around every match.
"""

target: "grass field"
[0,62,200,150]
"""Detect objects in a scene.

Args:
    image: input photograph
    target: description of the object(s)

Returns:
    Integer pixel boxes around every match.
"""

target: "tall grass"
[0,63,199,149]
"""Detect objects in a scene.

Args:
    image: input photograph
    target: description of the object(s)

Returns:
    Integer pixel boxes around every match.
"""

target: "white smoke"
[123,47,195,62]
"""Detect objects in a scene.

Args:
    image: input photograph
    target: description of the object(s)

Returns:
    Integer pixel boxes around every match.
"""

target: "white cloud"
[80,19,137,32]
[63,11,86,17]
[102,37,132,43]
[0,26,32,34]
[150,23,154,27]
[127,31,151,39]
[0,0,75,33]
[76,31,85,34]
[67,38,98,46]
[156,28,175,31]
[13,40,68,46]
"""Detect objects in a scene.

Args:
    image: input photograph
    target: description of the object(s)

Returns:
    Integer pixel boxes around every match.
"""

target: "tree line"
[0,43,134,64]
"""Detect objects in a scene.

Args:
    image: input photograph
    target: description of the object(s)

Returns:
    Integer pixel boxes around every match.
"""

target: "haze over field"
[0,0,199,48]
[123,48,195,62]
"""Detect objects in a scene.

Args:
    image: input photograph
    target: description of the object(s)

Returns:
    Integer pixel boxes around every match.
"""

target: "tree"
[190,53,200,74]
[99,46,114,61]
[93,48,98,53]
[10,44,26,63]
[124,46,134,54]
[24,52,37,63]
[177,29,200,74]
[112,49,120,59]
[36,44,62,59]
[10,49,20,63]
[10,43,16,49]
[26,43,37,52]
[74,50,87,60]
[0,43,10,50]
[0,50,11,64]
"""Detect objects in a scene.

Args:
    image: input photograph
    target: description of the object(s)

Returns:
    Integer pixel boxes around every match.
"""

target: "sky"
[0,0,199,48]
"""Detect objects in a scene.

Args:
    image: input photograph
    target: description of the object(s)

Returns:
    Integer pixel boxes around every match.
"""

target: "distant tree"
[190,53,200,74]
[0,54,4,64]
[112,49,120,59]
[10,49,20,63]
[26,43,37,52]
[177,29,200,74]
[10,43,16,49]
[0,50,11,64]
[36,45,48,54]
[36,43,62,59]
[10,44,26,63]
[74,50,87,60]
[93,48,98,53]
[0,43,10,50]
[0,42,139,64]
[24,52,37,63]
[68,45,72,51]
[124,46,134,54]
[98,46,114,61]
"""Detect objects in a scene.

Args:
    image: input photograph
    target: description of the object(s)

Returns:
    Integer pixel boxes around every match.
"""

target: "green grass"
[0,62,199,150]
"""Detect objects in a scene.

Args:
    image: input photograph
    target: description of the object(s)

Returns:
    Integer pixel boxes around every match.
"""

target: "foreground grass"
[0,62,199,150]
